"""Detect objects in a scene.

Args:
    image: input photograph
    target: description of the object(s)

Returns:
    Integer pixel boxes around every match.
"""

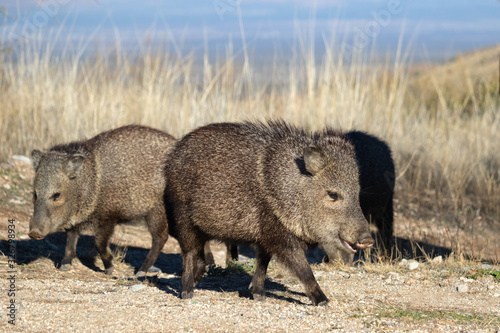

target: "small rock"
[408,260,419,270]
[129,284,147,292]
[3,183,11,190]
[398,259,408,266]
[481,264,493,270]
[12,155,32,164]
[432,256,443,264]
[494,293,500,297]
[459,277,475,283]
[9,198,26,205]
[148,266,162,274]
[457,284,468,293]
[487,285,496,291]
[160,274,177,279]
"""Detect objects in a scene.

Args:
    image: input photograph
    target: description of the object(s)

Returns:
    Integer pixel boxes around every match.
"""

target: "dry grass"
[1,29,499,261]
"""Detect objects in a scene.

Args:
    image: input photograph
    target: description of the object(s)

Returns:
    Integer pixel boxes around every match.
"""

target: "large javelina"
[164,121,374,306]
[29,125,173,275]
[222,129,396,265]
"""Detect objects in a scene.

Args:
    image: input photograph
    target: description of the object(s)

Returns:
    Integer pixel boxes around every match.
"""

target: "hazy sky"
[2,0,500,61]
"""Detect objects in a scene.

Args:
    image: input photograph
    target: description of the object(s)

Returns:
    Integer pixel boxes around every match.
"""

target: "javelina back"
[29,125,174,275]
[165,121,374,306]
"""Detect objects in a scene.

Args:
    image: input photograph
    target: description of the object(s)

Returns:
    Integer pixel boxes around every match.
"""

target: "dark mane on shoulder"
[243,119,311,140]
[49,140,90,156]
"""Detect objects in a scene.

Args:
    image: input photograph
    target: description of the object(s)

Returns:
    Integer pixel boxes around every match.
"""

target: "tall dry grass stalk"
[1,29,499,227]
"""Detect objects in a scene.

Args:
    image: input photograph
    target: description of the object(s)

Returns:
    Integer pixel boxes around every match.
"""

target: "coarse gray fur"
[164,121,374,306]
[221,129,395,265]
[29,125,174,275]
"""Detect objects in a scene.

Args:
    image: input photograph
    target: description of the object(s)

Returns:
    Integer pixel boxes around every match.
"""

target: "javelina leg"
[226,243,238,265]
[181,236,205,299]
[137,210,169,276]
[193,250,207,285]
[94,223,116,275]
[204,242,215,266]
[181,250,205,299]
[60,228,79,271]
[251,246,271,301]
[276,247,328,306]
[379,200,394,257]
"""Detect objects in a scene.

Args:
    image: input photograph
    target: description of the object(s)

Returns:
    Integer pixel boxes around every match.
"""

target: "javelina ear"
[303,146,327,175]
[31,150,43,170]
[63,154,85,179]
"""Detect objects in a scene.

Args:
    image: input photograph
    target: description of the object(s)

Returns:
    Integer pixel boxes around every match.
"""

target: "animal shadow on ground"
[0,232,182,275]
[0,233,310,304]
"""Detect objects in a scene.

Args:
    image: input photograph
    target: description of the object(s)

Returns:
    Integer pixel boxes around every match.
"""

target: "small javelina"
[29,125,174,275]
[221,130,395,265]
[164,121,374,305]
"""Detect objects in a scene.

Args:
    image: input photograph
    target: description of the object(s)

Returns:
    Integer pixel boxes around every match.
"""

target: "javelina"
[164,121,374,306]
[222,130,395,265]
[344,131,395,254]
[29,125,173,275]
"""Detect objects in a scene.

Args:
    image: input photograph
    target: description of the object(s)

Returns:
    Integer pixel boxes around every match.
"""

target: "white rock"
[457,284,468,293]
[9,198,26,205]
[129,284,147,292]
[432,256,443,263]
[408,260,419,270]
[12,155,32,164]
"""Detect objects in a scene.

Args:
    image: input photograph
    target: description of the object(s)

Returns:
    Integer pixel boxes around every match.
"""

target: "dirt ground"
[1,157,499,332]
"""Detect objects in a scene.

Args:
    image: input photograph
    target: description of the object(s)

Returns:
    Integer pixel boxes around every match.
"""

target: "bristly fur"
[165,119,373,305]
[30,124,175,275]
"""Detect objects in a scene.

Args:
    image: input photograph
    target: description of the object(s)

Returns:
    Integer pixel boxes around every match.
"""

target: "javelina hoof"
[105,267,114,275]
[252,293,266,302]
[317,300,328,306]
[136,265,162,277]
[181,291,193,299]
[59,264,72,271]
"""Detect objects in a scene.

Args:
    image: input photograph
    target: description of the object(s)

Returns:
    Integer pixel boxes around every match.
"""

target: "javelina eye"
[51,192,61,201]
[327,191,339,201]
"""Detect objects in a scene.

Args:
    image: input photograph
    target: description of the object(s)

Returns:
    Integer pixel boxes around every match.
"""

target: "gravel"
[1,252,499,332]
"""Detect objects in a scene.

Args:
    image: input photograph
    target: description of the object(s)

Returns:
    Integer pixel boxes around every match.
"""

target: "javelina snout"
[166,121,372,306]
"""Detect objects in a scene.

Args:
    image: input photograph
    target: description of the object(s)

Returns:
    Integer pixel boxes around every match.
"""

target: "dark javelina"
[164,121,374,306]
[29,125,174,275]
[344,131,395,255]
[222,130,396,265]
